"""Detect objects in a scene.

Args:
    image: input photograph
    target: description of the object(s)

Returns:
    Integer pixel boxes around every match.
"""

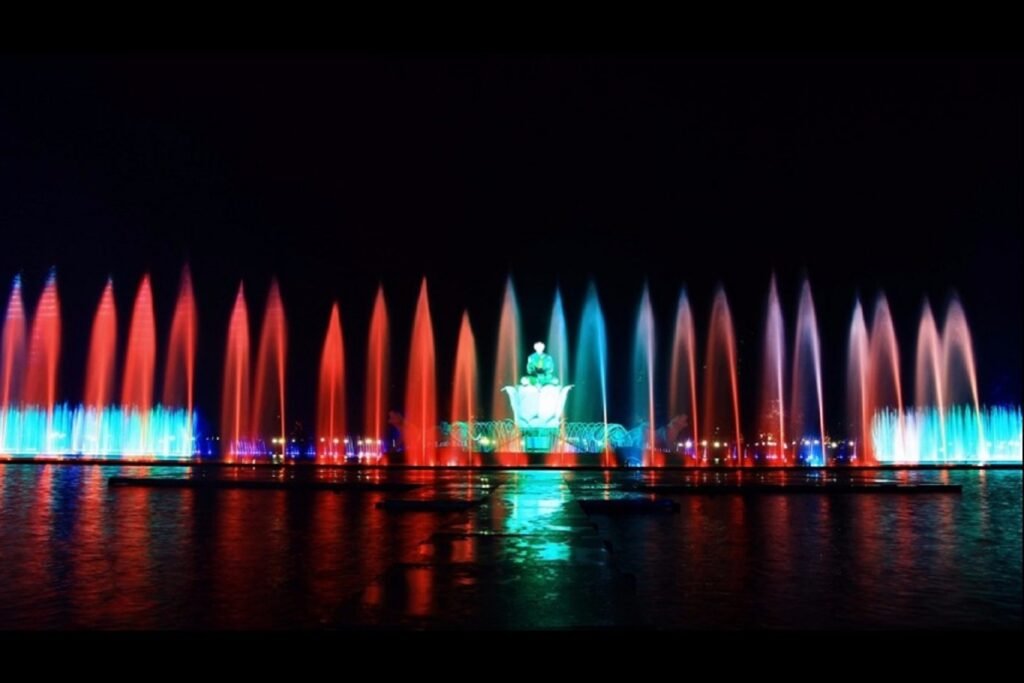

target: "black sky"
[0,55,1020,433]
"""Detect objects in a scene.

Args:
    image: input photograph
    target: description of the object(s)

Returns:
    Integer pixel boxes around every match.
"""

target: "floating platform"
[578,497,680,514]
[622,482,962,495]
[107,476,420,492]
[375,498,484,512]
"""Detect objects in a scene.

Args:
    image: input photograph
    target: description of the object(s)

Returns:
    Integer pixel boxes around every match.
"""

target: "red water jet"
[121,275,156,414]
[702,287,742,465]
[759,276,786,463]
[317,303,346,459]
[364,286,390,448]
[252,280,287,454]
[669,289,699,463]
[1,276,27,413]
[404,279,436,466]
[867,295,904,463]
[221,285,251,455]
[450,311,478,466]
[491,278,521,422]
[24,272,61,413]
[163,266,198,423]
[84,279,117,410]
[847,300,870,464]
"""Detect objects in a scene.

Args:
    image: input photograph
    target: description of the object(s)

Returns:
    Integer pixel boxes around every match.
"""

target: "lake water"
[0,464,1018,629]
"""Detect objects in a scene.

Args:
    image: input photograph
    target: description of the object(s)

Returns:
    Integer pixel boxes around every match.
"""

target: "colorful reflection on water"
[0,464,1018,629]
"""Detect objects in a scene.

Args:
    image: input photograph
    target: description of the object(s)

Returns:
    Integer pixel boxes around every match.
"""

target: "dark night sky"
[0,55,1020,434]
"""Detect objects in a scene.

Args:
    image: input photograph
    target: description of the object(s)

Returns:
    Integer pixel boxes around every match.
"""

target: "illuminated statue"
[521,341,559,386]
[504,342,572,449]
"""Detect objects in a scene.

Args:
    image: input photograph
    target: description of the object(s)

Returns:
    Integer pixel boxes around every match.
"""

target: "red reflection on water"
[892,491,915,617]
[727,495,750,599]
[70,466,105,625]
[854,491,882,617]
[489,475,509,531]
[307,488,345,619]
[12,465,57,625]
[407,566,434,617]
[450,533,477,563]
[683,495,708,588]
[214,488,261,627]
[109,481,154,627]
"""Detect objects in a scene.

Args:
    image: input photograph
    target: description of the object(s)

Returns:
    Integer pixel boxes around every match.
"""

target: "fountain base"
[521,427,557,453]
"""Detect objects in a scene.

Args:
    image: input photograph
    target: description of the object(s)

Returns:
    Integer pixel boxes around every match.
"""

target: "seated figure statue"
[521,341,559,386]
[505,341,572,438]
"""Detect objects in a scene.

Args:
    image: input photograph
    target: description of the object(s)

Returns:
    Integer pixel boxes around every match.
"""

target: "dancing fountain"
[0,268,1018,466]
[1,270,193,457]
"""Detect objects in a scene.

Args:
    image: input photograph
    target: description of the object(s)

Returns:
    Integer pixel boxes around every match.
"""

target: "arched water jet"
[317,303,346,459]
[790,280,826,466]
[668,288,699,464]
[702,287,741,465]
[252,280,287,456]
[759,276,786,464]
[404,279,437,466]
[220,285,251,457]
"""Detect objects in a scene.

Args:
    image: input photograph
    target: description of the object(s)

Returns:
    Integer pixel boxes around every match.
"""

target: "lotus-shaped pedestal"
[501,384,573,429]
